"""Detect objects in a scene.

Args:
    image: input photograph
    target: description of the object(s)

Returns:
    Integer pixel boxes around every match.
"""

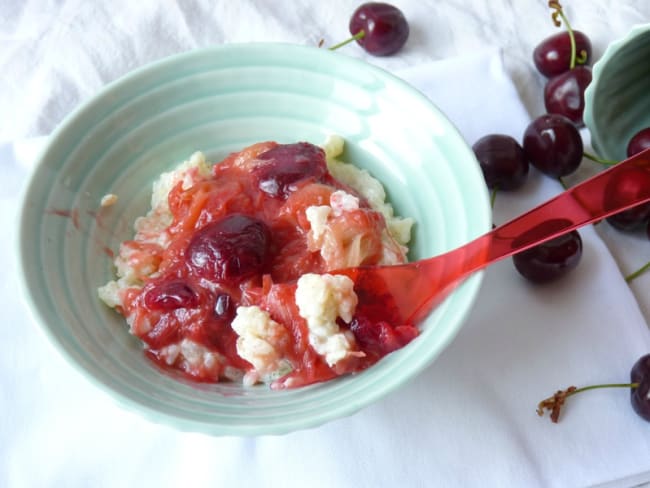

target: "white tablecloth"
[3,2,650,487]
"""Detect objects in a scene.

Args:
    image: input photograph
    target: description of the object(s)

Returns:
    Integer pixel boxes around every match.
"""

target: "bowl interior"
[19,43,490,435]
[584,24,650,161]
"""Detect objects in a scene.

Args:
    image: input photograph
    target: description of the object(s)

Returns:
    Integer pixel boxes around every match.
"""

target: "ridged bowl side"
[584,24,650,161]
[19,43,491,435]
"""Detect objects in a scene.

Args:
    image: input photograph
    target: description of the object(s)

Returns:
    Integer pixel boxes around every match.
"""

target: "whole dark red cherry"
[349,2,409,56]
[604,167,650,232]
[186,214,271,282]
[144,281,199,311]
[533,30,592,77]
[253,142,327,198]
[544,65,592,126]
[522,114,583,178]
[627,128,650,158]
[472,134,529,190]
[512,230,582,283]
[631,354,650,421]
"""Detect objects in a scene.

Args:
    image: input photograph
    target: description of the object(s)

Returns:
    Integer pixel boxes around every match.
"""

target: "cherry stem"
[626,261,650,283]
[328,30,365,51]
[558,176,568,190]
[583,151,619,166]
[548,1,586,69]
[490,187,498,208]
[537,382,639,423]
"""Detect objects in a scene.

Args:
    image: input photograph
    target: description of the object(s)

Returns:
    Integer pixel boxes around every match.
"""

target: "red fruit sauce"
[113,141,417,388]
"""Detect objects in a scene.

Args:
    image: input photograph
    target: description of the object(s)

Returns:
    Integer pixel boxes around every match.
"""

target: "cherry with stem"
[542,1,593,126]
[328,3,409,56]
[538,354,650,423]
[537,383,638,423]
[547,1,587,70]
[534,1,591,77]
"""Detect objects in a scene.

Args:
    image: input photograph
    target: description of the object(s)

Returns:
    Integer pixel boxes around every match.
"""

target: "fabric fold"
[3,48,650,488]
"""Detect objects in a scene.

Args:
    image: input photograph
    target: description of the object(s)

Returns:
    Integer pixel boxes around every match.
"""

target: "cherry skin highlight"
[213,293,235,321]
[544,65,592,127]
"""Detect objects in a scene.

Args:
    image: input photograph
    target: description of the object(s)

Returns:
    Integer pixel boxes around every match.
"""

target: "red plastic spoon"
[339,148,650,325]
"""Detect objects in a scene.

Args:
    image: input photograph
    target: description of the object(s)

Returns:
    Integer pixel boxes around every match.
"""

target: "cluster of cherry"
[337,1,650,423]
[472,2,650,286]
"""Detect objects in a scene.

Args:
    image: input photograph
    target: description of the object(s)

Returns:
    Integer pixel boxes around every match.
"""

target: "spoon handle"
[482,147,650,265]
[343,148,650,326]
[412,147,650,322]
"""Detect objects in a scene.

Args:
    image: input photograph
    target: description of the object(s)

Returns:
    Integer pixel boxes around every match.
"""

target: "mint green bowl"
[584,23,650,161]
[19,43,490,435]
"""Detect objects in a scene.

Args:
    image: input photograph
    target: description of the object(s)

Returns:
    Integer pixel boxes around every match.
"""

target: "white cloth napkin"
[3,48,650,487]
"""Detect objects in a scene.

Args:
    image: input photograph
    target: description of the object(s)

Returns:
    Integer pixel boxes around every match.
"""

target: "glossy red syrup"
[118,142,417,388]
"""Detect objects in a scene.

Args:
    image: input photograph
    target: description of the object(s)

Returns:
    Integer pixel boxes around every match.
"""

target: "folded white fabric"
[3,51,650,488]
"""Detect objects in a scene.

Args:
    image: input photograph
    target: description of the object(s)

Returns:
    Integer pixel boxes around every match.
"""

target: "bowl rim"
[584,23,650,160]
[17,41,491,435]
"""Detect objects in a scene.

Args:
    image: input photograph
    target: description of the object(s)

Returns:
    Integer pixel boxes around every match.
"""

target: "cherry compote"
[472,135,529,190]
[512,230,582,283]
[115,140,414,388]
[349,2,409,56]
[523,114,583,178]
